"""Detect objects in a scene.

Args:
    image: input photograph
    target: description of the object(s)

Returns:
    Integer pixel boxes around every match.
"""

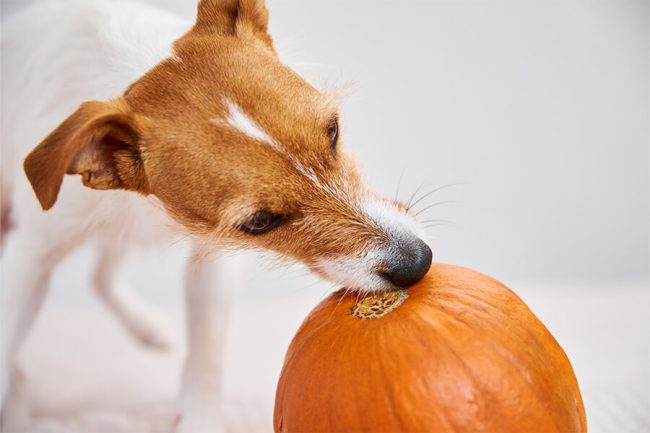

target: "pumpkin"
[274,264,586,433]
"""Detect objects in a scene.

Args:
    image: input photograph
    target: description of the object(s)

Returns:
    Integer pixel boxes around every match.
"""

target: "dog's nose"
[380,238,432,287]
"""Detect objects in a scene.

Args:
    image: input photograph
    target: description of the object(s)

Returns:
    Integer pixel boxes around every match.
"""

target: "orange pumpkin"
[274,264,586,433]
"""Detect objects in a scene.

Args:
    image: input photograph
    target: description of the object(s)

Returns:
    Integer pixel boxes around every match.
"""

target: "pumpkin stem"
[351,290,408,319]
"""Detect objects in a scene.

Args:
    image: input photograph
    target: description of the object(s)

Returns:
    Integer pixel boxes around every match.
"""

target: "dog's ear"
[193,0,273,48]
[24,99,149,210]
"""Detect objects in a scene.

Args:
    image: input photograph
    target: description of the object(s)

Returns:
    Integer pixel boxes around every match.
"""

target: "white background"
[1,1,648,432]
[3,0,648,283]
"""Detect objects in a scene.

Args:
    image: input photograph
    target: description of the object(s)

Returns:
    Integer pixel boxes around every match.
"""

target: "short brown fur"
[23,0,405,275]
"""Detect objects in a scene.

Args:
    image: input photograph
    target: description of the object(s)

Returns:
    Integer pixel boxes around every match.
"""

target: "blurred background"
[1,0,648,432]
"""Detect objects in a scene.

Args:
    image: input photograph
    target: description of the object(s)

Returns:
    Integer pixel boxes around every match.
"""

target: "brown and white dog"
[1,0,431,430]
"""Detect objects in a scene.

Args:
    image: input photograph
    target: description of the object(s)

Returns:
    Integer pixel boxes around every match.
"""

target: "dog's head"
[23,0,431,291]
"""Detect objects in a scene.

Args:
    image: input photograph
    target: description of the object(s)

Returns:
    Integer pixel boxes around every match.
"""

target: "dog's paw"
[174,416,227,433]
[174,408,227,433]
[0,366,31,432]
[174,388,226,433]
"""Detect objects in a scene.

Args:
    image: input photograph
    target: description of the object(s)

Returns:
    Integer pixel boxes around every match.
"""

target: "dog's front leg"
[176,249,241,433]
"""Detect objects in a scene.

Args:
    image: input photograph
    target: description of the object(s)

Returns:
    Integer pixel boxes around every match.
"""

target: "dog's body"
[1,3,213,429]
[1,1,432,431]
[2,0,187,245]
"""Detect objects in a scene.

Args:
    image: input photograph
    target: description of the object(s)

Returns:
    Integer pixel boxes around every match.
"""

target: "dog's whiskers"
[407,182,466,212]
[393,168,407,202]
[419,218,456,225]
[414,200,460,217]
[405,183,425,210]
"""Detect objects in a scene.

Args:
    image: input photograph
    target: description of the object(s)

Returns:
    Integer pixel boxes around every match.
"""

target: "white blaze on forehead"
[212,100,350,202]
[166,47,182,63]
[213,100,276,146]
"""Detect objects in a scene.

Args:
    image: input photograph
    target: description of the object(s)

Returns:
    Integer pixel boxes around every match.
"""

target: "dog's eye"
[240,211,285,234]
[327,117,339,156]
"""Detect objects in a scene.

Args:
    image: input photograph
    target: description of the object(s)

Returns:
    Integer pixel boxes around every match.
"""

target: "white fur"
[315,249,394,293]
[1,2,229,431]
[315,201,426,292]
[363,199,427,242]
[214,100,276,145]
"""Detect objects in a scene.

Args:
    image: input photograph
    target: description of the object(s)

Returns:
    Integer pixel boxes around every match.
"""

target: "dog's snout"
[380,238,432,287]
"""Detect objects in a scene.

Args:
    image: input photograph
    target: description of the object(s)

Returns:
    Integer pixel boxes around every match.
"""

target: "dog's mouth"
[304,199,432,293]
[312,240,432,293]
[313,260,400,293]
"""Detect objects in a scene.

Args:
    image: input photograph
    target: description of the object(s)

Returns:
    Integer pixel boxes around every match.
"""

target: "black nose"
[380,238,432,287]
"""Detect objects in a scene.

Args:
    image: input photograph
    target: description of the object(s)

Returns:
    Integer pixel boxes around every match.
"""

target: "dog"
[1,0,432,431]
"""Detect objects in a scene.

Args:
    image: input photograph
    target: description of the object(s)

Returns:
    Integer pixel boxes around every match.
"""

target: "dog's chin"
[311,259,399,294]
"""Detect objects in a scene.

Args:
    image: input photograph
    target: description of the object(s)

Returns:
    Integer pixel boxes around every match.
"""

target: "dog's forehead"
[129,39,331,121]
[126,38,337,159]
[208,46,336,149]
[127,37,339,166]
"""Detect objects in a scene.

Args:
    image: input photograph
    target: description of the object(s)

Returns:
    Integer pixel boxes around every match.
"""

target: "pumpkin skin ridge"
[416,282,577,432]
[405,298,530,433]
[357,287,501,432]
[374,347,407,432]
[404,265,586,431]
[394,315,487,432]
[425,265,586,430]
[281,294,351,369]
[360,318,453,432]
[359,331,394,432]
[323,301,392,432]
[445,271,586,432]
[357,310,413,432]
[365,296,461,432]
[441,286,585,431]
[347,325,368,433]
[288,274,466,429]
[274,263,587,433]
[340,303,433,432]
[374,315,457,433]
[276,300,355,433]
[421,308,561,432]
[389,295,491,431]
